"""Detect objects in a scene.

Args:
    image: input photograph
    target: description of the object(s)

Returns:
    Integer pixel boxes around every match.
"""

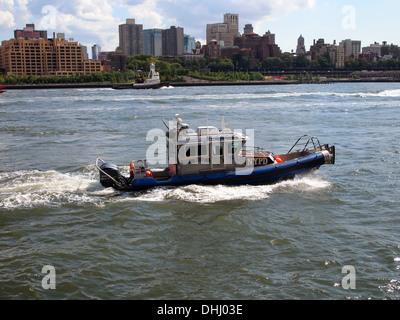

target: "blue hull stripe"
[128,153,326,190]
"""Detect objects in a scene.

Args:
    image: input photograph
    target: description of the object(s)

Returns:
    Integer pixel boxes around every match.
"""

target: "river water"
[0,82,399,300]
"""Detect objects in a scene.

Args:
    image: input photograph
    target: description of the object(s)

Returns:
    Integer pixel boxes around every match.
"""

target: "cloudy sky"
[1,0,399,57]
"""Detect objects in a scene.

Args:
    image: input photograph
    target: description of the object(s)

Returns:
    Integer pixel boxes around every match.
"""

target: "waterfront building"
[362,42,382,58]
[203,40,221,58]
[0,33,102,76]
[143,29,163,56]
[310,38,328,60]
[340,39,361,58]
[296,34,306,55]
[381,42,400,59]
[206,13,239,47]
[326,44,345,68]
[119,18,144,56]
[230,27,281,68]
[108,51,127,71]
[102,51,127,71]
[310,38,345,68]
[162,26,184,56]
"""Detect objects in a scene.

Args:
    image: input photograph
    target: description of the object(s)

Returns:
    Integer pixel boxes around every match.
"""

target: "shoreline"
[3,78,400,90]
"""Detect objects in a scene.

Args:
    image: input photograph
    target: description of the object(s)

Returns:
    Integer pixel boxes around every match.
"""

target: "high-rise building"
[0,33,102,76]
[326,44,345,68]
[119,18,144,56]
[296,34,306,55]
[206,13,239,47]
[184,35,196,54]
[340,39,361,58]
[162,26,184,56]
[92,44,101,60]
[143,29,163,56]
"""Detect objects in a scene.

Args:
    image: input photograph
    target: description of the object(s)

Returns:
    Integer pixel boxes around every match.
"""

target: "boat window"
[212,144,224,156]
[199,143,209,164]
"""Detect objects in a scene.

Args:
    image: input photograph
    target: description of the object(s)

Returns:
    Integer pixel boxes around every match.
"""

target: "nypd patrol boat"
[95,114,335,191]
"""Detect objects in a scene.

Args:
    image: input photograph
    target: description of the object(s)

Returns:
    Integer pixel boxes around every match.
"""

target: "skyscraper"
[340,39,361,58]
[92,44,101,60]
[162,26,184,56]
[143,29,163,56]
[206,13,239,47]
[119,18,144,56]
[184,35,196,54]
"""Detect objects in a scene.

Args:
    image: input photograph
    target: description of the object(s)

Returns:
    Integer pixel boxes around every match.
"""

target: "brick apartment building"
[218,27,281,69]
[0,25,102,76]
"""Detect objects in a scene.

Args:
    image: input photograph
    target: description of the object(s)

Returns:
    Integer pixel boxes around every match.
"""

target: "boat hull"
[112,151,331,192]
[111,82,168,90]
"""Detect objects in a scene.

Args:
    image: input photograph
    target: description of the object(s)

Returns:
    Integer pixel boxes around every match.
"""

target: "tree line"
[2,52,400,85]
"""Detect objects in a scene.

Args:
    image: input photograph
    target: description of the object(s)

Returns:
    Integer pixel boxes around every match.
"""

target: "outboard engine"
[99,163,127,188]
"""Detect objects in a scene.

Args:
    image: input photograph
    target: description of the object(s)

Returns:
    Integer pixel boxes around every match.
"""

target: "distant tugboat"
[96,114,335,191]
[0,83,5,93]
[112,62,168,90]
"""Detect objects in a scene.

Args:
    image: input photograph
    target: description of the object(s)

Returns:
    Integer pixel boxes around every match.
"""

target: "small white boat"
[112,62,168,90]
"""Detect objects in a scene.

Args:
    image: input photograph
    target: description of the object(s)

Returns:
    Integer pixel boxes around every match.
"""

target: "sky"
[1,0,399,57]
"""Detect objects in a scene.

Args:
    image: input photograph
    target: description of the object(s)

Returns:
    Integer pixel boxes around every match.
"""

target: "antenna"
[161,116,169,129]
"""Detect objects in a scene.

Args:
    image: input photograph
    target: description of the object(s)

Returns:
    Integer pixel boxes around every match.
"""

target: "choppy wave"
[0,169,99,210]
[132,175,332,203]
[4,88,399,109]
[0,168,332,210]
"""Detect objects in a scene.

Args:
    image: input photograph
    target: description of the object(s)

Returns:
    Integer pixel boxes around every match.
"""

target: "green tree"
[317,55,330,68]
[281,53,294,69]
[232,53,249,70]
[295,54,309,68]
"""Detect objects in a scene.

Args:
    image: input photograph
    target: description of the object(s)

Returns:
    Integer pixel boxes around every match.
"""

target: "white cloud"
[0,0,317,51]
[33,0,124,51]
[237,0,316,16]
[126,0,164,27]
[0,10,15,28]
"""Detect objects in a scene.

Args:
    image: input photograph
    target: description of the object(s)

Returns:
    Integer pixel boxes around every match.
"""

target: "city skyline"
[1,1,399,57]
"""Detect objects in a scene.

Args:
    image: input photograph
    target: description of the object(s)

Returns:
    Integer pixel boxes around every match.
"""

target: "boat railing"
[288,135,323,154]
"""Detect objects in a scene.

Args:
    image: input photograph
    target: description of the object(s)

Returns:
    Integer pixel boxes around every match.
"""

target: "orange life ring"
[275,156,282,164]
